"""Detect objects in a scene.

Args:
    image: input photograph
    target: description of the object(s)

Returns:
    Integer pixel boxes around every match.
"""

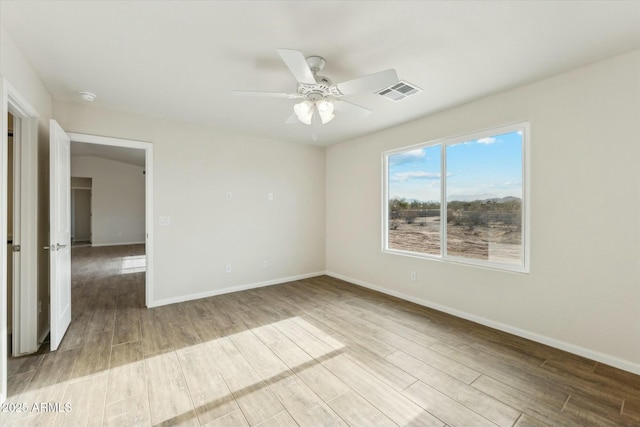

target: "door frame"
[0,78,40,403]
[11,110,21,357]
[67,132,154,306]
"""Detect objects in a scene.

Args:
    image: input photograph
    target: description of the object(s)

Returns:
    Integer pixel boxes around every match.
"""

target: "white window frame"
[382,122,530,273]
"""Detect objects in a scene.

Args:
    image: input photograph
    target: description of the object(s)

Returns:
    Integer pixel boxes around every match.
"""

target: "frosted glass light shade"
[316,100,335,124]
[294,100,314,125]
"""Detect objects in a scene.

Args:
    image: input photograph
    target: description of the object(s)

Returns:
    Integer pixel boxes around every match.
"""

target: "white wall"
[326,50,640,373]
[71,155,145,246]
[0,26,52,120]
[54,102,326,304]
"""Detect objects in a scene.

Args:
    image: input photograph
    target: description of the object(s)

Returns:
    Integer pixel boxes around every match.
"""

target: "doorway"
[70,178,92,246]
[67,133,154,307]
[48,124,155,353]
[1,79,40,403]
[5,111,28,358]
[4,110,39,358]
[6,112,14,355]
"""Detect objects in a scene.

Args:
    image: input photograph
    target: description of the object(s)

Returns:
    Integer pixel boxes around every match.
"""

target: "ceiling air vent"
[377,80,422,101]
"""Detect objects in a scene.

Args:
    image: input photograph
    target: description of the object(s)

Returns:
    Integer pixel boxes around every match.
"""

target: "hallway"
[3,245,145,426]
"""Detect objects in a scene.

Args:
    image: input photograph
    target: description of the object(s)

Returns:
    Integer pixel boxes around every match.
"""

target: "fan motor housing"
[305,56,326,72]
[297,78,341,98]
[297,55,342,98]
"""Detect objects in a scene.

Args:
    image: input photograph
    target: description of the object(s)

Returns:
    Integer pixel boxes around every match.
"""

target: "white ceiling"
[71,142,145,167]
[2,1,639,146]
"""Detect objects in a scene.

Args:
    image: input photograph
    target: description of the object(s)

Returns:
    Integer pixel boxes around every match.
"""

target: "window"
[384,123,528,272]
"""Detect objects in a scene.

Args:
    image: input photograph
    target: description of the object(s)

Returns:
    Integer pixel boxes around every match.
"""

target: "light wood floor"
[3,245,639,426]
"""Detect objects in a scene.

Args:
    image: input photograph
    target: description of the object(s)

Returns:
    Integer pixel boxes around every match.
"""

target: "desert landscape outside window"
[387,144,442,255]
[384,123,528,272]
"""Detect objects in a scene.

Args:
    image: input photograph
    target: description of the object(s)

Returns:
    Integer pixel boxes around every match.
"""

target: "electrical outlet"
[268,193,274,201]
[159,216,170,226]
[225,264,232,273]
[38,300,42,314]
[226,192,232,200]
[410,272,417,281]
[262,260,268,269]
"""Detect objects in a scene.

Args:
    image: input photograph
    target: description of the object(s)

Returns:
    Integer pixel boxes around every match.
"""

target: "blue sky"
[388,130,523,202]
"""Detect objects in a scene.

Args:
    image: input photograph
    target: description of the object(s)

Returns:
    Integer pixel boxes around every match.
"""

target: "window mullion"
[440,143,447,258]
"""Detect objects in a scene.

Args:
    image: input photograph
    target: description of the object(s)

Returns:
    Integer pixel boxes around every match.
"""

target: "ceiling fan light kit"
[294,98,335,125]
[233,48,400,130]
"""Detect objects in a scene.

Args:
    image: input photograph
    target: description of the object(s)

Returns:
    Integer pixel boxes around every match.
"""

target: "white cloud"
[391,171,441,182]
[389,148,426,166]
[476,137,497,145]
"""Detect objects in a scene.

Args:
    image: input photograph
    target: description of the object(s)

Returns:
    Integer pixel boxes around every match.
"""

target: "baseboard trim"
[325,271,640,375]
[148,271,326,308]
[91,241,145,247]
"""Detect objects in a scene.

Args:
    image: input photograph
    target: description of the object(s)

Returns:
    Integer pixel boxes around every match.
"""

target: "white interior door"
[49,120,71,351]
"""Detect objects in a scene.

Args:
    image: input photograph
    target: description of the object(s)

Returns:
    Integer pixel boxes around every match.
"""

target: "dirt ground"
[388,216,521,264]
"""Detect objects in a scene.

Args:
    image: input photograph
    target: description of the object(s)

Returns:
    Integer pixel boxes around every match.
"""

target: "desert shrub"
[448,211,489,229]
[447,210,462,225]
[464,211,489,228]
[502,212,522,231]
[404,210,418,224]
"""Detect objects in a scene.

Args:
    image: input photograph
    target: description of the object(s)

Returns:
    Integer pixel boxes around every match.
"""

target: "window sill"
[382,248,529,274]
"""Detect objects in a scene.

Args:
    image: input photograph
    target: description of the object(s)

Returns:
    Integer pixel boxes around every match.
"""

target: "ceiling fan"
[232,48,399,127]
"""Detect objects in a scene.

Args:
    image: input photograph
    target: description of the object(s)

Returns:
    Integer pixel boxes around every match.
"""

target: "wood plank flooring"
[3,245,639,426]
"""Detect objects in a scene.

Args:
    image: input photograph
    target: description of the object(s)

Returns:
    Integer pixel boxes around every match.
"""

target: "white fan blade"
[334,69,398,96]
[231,90,301,99]
[334,100,372,118]
[276,48,317,84]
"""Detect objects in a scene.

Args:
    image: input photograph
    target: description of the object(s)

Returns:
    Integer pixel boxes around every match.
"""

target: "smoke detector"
[79,91,96,102]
